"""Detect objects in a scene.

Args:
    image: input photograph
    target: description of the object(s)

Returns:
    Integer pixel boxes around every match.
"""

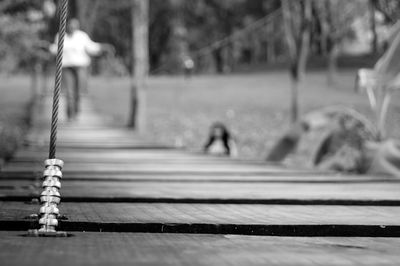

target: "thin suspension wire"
[49,0,69,159]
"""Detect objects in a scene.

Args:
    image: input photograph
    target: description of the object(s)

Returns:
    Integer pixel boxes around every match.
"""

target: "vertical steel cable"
[27,0,69,237]
[49,0,68,159]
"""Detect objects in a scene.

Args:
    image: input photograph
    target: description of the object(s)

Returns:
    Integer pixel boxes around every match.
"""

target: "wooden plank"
[0,169,394,182]
[11,152,268,164]
[26,133,164,143]
[11,158,259,165]
[1,202,400,237]
[24,128,168,145]
[13,148,198,159]
[28,128,146,136]
[24,142,173,149]
[10,152,273,165]
[2,160,298,170]
[1,232,399,266]
[0,173,397,183]
[4,201,399,225]
[1,162,322,175]
[31,117,106,128]
[0,170,331,180]
[0,181,400,204]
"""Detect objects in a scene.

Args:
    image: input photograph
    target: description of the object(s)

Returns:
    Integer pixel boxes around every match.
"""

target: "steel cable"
[49,0,68,159]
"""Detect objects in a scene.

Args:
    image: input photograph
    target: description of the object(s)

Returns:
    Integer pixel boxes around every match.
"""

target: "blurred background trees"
[0,0,47,73]
[2,0,398,125]
[0,0,282,75]
[1,0,400,157]
[1,0,398,76]
[372,0,400,23]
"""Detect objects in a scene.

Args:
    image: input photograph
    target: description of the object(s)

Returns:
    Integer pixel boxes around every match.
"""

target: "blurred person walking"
[50,18,112,120]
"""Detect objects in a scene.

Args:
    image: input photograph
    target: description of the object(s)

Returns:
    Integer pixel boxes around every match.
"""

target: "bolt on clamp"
[28,159,68,237]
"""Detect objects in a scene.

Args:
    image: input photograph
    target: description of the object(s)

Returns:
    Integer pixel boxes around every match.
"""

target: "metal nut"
[39,217,58,227]
[41,187,60,197]
[42,177,61,189]
[38,226,57,233]
[40,195,61,204]
[44,159,64,169]
[43,169,62,179]
[40,204,59,215]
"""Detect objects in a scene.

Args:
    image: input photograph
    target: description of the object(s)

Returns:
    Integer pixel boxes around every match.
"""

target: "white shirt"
[51,30,101,67]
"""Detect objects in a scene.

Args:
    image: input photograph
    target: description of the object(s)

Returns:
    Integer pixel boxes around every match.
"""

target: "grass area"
[1,67,398,165]
[89,70,400,160]
[0,76,32,163]
[1,70,399,162]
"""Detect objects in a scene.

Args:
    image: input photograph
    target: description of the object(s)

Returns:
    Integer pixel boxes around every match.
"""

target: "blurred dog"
[204,122,238,157]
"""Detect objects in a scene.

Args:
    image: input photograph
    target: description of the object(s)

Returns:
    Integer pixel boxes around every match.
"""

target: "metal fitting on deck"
[28,159,67,237]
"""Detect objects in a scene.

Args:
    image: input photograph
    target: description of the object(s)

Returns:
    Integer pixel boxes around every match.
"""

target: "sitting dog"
[203,122,238,157]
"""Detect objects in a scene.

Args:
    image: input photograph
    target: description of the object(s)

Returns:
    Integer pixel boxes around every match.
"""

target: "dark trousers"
[62,67,86,119]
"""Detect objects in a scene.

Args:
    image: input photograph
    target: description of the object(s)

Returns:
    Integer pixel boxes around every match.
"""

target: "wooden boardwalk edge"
[1,196,400,206]
[0,220,399,237]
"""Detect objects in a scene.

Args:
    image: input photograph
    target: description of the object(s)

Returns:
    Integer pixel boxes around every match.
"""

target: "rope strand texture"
[49,0,68,159]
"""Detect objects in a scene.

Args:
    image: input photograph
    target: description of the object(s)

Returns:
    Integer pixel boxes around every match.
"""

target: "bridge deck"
[0,96,399,265]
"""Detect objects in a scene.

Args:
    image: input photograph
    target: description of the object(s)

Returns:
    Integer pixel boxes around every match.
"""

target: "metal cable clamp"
[28,159,67,237]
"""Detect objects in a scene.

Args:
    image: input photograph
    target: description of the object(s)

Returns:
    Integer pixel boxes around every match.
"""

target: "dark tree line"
[3,0,398,76]
[66,0,282,74]
[372,0,400,23]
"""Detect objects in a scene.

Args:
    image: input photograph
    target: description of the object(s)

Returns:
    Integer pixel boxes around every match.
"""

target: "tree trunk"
[213,48,224,74]
[281,0,312,123]
[377,90,392,140]
[31,62,42,100]
[281,0,298,64]
[323,0,338,86]
[297,0,312,81]
[75,0,100,35]
[169,0,188,74]
[327,43,339,86]
[290,73,299,123]
[128,0,149,130]
[226,42,235,72]
[75,0,86,30]
[266,20,276,63]
[317,0,330,56]
[369,0,378,54]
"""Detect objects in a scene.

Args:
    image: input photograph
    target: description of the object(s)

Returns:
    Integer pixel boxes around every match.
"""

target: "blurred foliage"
[0,0,282,74]
[0,0,49,73]
[0,122,25,161]
[88,0,281,74]
[372,0,400,22]
[0,0,399,74]
[0,76,32,163]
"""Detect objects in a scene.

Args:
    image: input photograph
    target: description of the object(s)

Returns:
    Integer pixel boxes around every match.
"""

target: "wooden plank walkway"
[0,96,399,265]
[1,180,400,204]
[1,232,399,266]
